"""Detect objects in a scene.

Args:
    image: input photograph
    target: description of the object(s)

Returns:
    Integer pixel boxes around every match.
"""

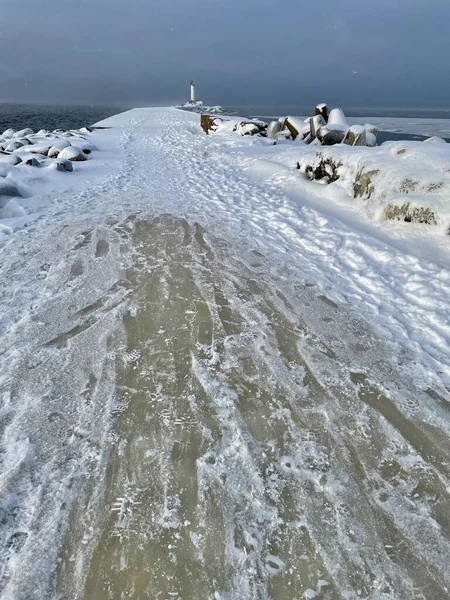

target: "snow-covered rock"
[27,141,54,156]
[75,140,97,155]
[424,136,447,144]
[5,141,25,152]
[267,120,282,139]
[48,140,72,158]
[343,125,367,146]
[311,114,326,139]
[327,108,350,132]
[55,158,74,172]
[0,179,22,201]
[364,123,378,136]
[20,156,42,167]
[0,154,21,165]
[2,128,16,139]
[13,128,34,138]
[315,103,329,122]
[57,146,88,161]
[284,116,306,140]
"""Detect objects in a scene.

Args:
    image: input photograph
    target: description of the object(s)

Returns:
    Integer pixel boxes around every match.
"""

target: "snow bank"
[297,141,450,232]
[198,108,450,234]
[0,125,100,231]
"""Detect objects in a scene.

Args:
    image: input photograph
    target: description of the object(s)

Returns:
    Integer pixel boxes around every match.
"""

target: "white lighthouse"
[190,80,196,104]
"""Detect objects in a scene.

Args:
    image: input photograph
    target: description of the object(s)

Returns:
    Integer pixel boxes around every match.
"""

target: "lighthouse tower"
[190,80,196,104]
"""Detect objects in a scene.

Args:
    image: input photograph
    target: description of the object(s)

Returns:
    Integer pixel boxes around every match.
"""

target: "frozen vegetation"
[0,107,449,600]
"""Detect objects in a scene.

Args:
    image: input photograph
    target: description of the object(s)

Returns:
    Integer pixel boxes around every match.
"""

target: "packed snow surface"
[0,108,449,600]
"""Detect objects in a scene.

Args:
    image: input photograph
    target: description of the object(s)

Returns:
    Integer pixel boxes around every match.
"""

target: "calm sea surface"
[0,103,128,133]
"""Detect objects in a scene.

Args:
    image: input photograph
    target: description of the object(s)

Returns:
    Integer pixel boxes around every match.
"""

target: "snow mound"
[298,141,450,232]
[0,122,100,233]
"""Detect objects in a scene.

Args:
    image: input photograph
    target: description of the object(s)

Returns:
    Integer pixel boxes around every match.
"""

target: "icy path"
[0,108,449,600]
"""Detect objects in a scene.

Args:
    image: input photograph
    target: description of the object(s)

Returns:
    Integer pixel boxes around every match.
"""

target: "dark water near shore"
[0,103,127,133]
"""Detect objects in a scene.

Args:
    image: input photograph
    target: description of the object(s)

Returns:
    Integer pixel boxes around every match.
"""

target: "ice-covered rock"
[48,140,72,158]
[58,146,88,161]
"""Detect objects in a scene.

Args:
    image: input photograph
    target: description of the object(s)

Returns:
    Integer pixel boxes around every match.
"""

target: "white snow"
[0,107,449,599]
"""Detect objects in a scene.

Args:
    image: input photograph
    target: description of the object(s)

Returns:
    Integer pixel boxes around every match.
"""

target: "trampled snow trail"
[0,109,449,600]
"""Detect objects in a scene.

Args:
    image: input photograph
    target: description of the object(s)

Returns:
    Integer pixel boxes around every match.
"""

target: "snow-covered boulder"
[366,132,377,147]
[48,140,72,158]
[327,108,350,132]
[311,115,326,139]
[13,128,34,138]
[320,128,347,145]
[364,123,379,136]
[5,141,25,152]
[75,140,97,155]
[27,141,54,156]
[343,125,367,146]
[267,120,282,139]
[57,146,88,161]
[0,164,10,177]
[0,179,22,201]
[315,103,329,122]
[0,154,21,165]
[55,158,74,172]
[234,122,265,136]
[424,136,446,144]
[284,116,306,140]
[20,156,42,167]
[2,129,16,139]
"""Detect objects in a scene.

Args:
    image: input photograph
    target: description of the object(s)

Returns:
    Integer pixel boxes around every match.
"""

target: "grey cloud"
[0,0,449,108]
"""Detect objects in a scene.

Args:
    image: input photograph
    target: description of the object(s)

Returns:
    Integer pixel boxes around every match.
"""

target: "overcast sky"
[0,0,448,108]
